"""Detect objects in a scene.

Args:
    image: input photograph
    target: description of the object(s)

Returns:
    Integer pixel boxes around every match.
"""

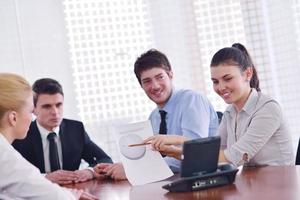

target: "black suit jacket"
[12,119,112,173]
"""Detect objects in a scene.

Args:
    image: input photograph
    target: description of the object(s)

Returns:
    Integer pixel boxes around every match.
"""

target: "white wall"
[0,0,79,120]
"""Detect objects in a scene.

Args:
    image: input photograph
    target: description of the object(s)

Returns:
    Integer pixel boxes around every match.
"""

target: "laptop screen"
[180,136,220,177]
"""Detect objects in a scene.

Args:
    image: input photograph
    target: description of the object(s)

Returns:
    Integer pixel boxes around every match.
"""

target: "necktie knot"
[47,132,57,140]
[159,110,167,119]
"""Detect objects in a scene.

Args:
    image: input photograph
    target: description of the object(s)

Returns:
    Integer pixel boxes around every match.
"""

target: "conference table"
[66,166,300,200]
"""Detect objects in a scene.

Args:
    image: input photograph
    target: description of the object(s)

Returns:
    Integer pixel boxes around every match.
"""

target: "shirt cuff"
[224,147,248,167]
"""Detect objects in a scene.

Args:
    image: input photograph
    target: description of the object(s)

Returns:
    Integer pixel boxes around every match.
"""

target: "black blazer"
[12,119,112,173]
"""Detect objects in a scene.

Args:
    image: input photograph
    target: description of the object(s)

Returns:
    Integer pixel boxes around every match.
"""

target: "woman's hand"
[144,135,186,147]
[158,144,183,160]
[143,135,187,160]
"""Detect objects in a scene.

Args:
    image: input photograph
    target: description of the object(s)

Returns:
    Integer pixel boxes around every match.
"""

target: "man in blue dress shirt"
[94,49,218,179]
[134,49,218,172]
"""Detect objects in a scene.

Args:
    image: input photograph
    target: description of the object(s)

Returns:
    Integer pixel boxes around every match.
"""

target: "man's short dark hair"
[134,49,172,84]
[32,78,64,106]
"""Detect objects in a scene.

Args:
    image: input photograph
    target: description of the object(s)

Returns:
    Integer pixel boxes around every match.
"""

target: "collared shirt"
[0,133,75,200]
[219,89,294,166]
[149,89,219,172]
[36,122,63,173]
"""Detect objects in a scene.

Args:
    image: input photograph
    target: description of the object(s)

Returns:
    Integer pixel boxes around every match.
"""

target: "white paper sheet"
[114,120,174,186]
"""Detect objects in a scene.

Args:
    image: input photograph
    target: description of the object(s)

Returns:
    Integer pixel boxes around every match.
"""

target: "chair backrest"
[296,138,300,165]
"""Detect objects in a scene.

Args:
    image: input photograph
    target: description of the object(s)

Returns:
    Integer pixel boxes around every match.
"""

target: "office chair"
[216,111,223,124]
[296,137,300,165]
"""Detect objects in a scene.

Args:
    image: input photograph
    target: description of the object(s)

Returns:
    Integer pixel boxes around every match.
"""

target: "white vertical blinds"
[63,0,300,161]
[63,0,156,160]
[192,0,246,111]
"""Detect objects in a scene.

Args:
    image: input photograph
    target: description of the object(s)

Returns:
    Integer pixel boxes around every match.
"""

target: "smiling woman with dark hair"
[210,43,293,166]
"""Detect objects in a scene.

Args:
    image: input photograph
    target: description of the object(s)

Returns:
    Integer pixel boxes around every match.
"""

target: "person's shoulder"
[254,92,282,117]
[258,92,273,101]
[176,89,208,102]
[60,119,86,136]
[176,89,201,99]
[149,107,159,118]
[62,118,82,123]
[61,118,84,127]
[257,92,280,108]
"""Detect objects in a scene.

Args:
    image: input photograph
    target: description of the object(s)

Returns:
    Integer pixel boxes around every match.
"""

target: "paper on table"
[114,120,174,186]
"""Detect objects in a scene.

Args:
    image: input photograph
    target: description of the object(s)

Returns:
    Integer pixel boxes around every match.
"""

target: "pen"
[128,142,151,147]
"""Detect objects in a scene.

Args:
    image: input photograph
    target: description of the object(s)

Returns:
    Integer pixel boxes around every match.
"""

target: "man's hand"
[94,163,127,181]
[93,163,111,179]
[104,163,127,180]
[73,169,94,183]
[45,170,79,185]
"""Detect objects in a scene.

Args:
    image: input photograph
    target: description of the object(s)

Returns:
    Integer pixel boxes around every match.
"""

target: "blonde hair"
[0,73,32,120]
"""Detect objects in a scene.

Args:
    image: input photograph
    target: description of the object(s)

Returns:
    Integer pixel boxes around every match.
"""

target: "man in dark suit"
[13,78,112,185]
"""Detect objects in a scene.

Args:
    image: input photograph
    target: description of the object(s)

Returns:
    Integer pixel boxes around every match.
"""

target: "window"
[63,0,300,161]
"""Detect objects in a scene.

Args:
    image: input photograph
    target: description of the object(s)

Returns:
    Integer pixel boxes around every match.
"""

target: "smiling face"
[33,93,64,131]
[140,67,173,108]
[211,64,253,111]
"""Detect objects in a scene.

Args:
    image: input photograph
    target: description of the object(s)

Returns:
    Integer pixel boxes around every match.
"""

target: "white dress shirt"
[0,133,76,200]
[36,122,63,173]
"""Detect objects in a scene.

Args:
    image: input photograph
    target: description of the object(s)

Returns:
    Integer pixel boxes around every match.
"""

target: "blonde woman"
[0,73,97,200]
